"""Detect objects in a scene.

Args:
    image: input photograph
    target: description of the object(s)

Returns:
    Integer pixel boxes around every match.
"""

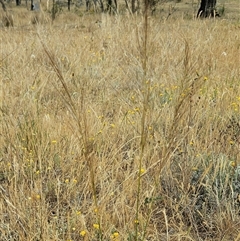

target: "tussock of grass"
[1,8,240,241]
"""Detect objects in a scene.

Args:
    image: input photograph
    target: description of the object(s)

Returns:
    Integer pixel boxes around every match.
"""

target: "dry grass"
[1,2,240,240]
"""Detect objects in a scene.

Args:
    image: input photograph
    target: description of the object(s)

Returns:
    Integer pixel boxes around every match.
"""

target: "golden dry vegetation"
[1,1,240,240]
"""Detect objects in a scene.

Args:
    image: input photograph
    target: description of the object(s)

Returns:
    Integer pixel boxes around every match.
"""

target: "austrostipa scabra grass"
[38,33,103,240]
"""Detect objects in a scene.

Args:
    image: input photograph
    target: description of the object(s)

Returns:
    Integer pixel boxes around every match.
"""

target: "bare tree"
[197,0,217,18]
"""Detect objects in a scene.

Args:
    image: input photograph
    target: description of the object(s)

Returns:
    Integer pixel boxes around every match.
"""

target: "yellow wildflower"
[111,231,119,239]
[80,230,86,237]
[134,220,139,225]
[230,161,236,168]
[113,232,119,237]
[36,194,41,199]
[73,179,77,184]
[93,223,99,229]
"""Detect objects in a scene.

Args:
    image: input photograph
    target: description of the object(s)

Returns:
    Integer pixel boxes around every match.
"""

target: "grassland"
[1,1,240,240]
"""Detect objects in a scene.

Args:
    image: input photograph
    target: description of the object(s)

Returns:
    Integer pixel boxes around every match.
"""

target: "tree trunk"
[30,0,34,10]
[107,0,117,13]
[52,0,56,21]
[68,0,71,11]
[197,0,217,18]
[114,0,117,13]
[86,0,90,11]
[107,0,112,13]
[16,0,21,6]
[131,0,135,13]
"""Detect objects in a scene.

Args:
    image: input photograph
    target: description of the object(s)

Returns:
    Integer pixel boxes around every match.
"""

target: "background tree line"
[1,0,220,18]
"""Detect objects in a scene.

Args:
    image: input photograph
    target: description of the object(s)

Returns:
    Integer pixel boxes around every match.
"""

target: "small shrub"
[218,4,225,16]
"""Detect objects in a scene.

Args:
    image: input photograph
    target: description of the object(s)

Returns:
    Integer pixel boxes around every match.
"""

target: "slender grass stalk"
[134,0,150,240]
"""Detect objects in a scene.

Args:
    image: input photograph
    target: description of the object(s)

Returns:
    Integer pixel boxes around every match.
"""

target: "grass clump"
[1,5,240,241]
